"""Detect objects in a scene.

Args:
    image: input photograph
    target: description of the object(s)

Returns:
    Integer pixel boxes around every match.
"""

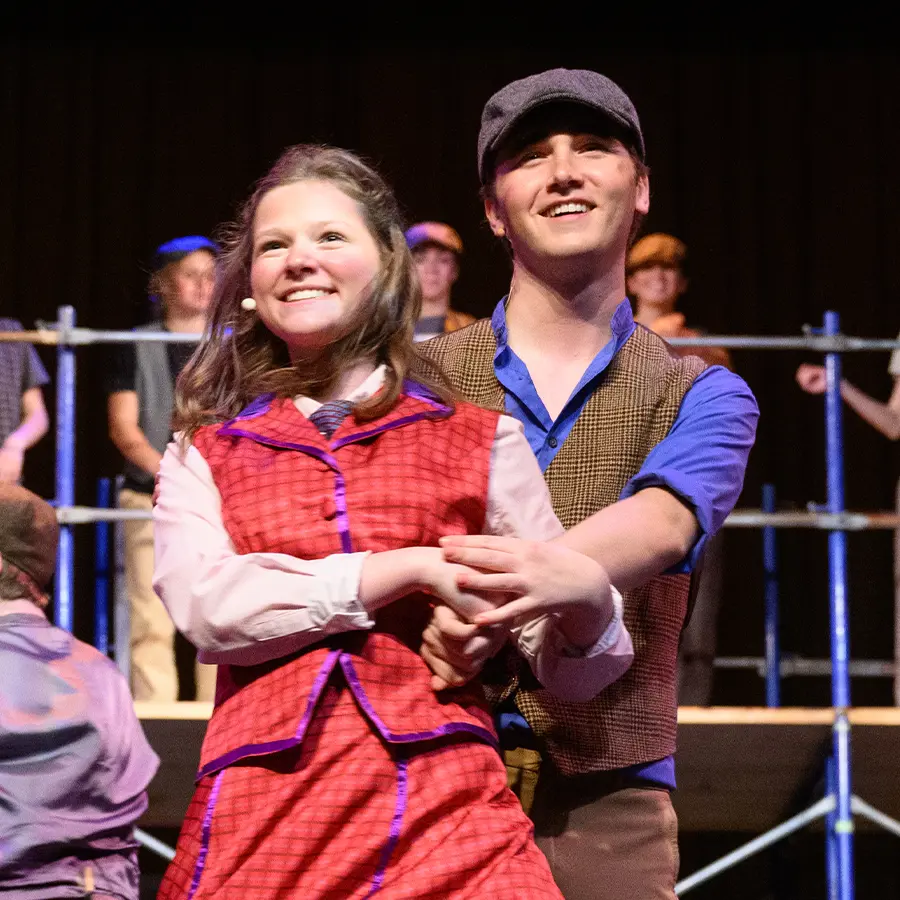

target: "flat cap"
[404,222,464,255]
[627,233,687,273]
[478,68,644,183]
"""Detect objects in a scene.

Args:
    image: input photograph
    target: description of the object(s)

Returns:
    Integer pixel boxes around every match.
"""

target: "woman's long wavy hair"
[175,144,451,440]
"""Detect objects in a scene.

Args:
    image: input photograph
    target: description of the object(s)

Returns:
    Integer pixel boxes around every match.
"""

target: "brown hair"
[175,145,451,440]
[0,568,28,601]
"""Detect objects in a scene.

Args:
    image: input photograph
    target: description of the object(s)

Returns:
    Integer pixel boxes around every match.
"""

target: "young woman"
[153,145,633,899]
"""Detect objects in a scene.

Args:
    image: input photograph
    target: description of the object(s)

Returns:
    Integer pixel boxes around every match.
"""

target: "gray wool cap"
[477,68,645,183]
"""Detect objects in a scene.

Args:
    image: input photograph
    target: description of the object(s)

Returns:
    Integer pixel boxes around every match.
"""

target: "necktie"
[308,400,354,438]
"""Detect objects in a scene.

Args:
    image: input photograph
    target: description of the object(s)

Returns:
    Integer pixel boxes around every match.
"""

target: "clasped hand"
[419,536,613,691]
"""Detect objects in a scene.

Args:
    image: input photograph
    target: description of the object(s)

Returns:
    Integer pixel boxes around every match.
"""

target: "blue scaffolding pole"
[94,477,112,655]
[761,483,781,707]
[676,311,864,897]
[53,305,76,633]
[823,310,855,900]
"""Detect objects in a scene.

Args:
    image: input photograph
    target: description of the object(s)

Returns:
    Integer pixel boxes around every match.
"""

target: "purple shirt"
[491,298,759,787]
[0,610,159,899]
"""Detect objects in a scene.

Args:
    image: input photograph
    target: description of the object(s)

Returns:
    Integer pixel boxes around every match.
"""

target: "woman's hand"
[408,546,508,622]
[439,535,614,650]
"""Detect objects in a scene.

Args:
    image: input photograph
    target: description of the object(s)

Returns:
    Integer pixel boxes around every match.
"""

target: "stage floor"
[135,704,900,832]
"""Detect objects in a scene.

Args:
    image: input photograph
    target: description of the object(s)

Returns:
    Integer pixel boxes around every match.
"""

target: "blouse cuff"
[554,586,626,658]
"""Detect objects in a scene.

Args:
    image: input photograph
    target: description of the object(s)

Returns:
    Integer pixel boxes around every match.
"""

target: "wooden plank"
[674,707,900,831]
[136,704,900,831]
[674,716,831,831]
[677,706,900,726]
[135,701,212,720]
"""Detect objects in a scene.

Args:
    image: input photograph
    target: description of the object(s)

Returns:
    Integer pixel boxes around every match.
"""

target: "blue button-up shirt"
[492,298,759,787]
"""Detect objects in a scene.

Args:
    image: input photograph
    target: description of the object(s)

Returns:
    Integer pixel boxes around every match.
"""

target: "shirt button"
[547,437,558,448]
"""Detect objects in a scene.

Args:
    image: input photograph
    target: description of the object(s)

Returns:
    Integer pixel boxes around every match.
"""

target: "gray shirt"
[0,319,49,447]
[0,609,159,899]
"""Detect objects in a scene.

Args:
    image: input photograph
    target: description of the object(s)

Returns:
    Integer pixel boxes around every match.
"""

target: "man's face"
[627,263,687,309]
[412,245,459,304]
[162,250,217,318]
[484,112,648,275]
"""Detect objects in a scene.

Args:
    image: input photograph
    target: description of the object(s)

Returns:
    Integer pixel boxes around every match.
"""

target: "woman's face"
[250,179,383,360]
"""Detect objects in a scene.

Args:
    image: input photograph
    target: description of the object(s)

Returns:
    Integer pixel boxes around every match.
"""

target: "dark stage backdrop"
[3,29,899,706]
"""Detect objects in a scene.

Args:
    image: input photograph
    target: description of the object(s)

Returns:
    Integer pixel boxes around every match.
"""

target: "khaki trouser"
[506,748,679,900]
[119,489,216,702]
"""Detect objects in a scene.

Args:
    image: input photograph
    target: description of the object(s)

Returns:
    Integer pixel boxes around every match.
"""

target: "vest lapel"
[331,389,452,449]
[217,390,454,457]
[219,396,337,465]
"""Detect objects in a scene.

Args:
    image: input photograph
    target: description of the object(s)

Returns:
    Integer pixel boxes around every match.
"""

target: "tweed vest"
[417,318,708,774]
[190,389,501,779]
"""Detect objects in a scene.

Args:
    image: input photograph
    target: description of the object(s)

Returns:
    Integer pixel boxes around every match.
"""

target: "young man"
[0,483,159,899]
[627,232,732,704]
[417,69,758,900]
[107,235,218,702]
[627,232,731,370]
[405,221,475,340]
[0,318,49,485]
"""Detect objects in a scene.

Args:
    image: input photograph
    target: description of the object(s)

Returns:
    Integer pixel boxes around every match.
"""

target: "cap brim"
[482,94,641,182]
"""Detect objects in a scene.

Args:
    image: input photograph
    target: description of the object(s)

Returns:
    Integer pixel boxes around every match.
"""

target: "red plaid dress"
[158,388,562,900]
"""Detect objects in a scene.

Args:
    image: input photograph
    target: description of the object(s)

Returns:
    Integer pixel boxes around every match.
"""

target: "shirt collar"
[491,296,636,357]
[0,600,47,619]
[293,364,387,418]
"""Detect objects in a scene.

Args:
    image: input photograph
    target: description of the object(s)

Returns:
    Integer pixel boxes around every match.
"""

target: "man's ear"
[0,552,4,576]
[483,194,507,239]
[635,172,650,216]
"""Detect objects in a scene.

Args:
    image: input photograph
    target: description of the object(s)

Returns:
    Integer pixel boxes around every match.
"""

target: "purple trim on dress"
[364,757,408,898]
[226,393,276,423]
[187,768,225,900]
[332,471,353,553]
[216,425,340,469]
[400,379,451,411]
[338,654,499,749]
[196,650,341,781]
[331,408,451,450]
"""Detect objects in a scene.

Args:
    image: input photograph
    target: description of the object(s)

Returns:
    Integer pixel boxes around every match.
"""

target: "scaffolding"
[4,305,900,898]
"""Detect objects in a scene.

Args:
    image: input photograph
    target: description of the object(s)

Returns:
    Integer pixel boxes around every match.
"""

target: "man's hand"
[420,603,507,691]
[439,534,614,649]
[796,363,827,395]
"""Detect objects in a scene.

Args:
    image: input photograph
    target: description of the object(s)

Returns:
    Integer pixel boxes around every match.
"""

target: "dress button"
[548,437,558,448]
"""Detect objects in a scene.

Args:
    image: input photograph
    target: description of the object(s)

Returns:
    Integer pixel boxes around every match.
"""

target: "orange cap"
[627,233,686,273]
[404,222,464,255]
